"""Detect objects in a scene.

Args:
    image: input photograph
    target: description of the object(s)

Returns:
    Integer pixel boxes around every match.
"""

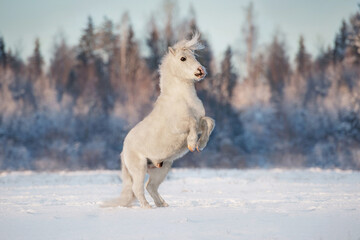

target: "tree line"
[0,2,360,170]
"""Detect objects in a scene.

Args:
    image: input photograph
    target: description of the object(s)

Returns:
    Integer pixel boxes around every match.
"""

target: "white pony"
[103,33,215,208]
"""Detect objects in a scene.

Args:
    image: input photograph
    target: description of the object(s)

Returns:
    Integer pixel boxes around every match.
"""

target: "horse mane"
[173,32,204,53]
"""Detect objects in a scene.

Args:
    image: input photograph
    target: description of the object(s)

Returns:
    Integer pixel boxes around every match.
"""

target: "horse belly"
[149,130,187,159]
[124,109,190,160]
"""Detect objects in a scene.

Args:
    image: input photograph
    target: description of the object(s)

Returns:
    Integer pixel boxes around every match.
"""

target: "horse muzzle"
[194,66,207,80]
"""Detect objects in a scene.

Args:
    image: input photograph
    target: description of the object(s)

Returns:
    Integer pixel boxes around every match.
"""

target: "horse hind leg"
[146,160,173,207]
[124,151,152,208]
[119,155,136,206]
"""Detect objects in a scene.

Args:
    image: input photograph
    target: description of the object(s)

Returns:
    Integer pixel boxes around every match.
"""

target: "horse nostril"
[195,67,204,77]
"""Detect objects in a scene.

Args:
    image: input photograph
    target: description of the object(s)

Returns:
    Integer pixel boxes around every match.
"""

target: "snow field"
[0,169,359,240]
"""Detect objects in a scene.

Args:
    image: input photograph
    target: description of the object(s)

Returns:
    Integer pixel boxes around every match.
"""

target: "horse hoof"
[142,204,153,209]
[188,144,194,152]
[156,162,163,168]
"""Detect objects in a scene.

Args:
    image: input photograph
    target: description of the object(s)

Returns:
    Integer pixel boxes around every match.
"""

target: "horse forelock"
[173,32,204,53]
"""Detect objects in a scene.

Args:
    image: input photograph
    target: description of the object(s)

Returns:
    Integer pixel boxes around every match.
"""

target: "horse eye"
[180,57,186,62]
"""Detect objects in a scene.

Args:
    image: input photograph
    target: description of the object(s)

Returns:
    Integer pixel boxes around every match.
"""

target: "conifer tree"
[347,8,360,65]
[220,46,237,104]
[78,16,96,66]
[28,38,43,78]
[333,20,348,63]
[266,35,290,103]
[0,37,7,68]
[146,17,162,72]
[50,34,75,100]
[296,35,311,76]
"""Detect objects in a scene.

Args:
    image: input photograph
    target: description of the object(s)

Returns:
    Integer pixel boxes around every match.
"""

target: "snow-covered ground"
[0,168,359,240]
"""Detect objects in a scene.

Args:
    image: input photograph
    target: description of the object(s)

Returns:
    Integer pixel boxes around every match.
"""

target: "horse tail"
[100,152,135,208]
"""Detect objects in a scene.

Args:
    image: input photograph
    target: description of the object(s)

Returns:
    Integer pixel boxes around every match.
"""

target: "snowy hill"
[1,169,359,240]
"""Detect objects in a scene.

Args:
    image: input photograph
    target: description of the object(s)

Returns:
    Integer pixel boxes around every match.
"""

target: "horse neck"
[159,72,198,101]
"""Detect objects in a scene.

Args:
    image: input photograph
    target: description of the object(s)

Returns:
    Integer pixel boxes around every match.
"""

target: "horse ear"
[168,47,175,56]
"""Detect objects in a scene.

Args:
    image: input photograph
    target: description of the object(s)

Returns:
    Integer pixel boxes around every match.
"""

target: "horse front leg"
[196,116,215,152]
[187,117,199,152]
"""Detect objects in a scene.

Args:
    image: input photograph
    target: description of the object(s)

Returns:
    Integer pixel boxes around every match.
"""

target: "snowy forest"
[1,3,360,171]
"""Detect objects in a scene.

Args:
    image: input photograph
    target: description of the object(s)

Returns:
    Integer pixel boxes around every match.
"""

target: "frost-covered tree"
[95,17,118,115]
[27,38,44,78]
[97,17,117,63]
[50,34,75,101]
[117,15,153,122]
[75,16,99,112]
[0,37,7,68]
[146,16,162,72]
[333,20,348,63]
[220,47,237,104]
[266,35,290,103]
[347,8,360,65]
[242,2,257,81]
[315,46,332,71]
[77,16,96,66]
[296,35,312,76]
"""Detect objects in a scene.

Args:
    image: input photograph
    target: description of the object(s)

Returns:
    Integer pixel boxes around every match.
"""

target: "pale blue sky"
[0,0,358,64]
